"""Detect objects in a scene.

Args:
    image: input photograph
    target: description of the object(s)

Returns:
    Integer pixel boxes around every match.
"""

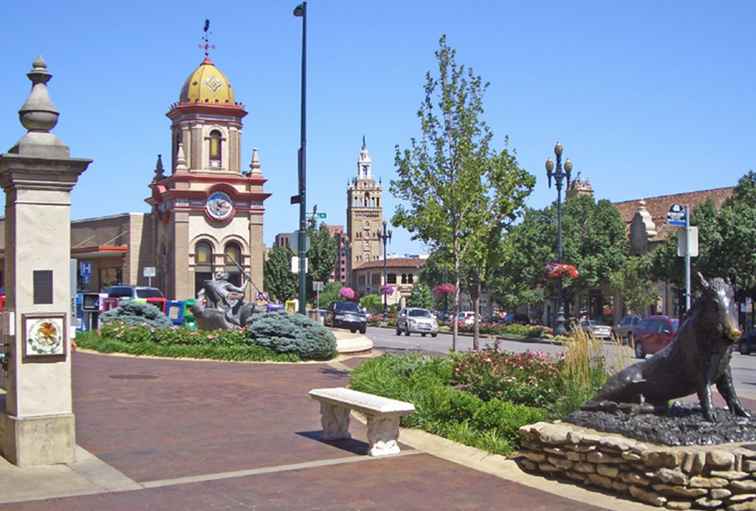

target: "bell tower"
[346,137,383,281]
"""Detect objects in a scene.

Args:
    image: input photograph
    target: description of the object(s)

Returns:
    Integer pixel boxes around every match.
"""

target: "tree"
[408,283,433,309]
[318,282,343,310]
[306,222,338,290]
[359,294,383,314]
[264,246,297,303]
[391,35,534,350]
[609,254,659,315]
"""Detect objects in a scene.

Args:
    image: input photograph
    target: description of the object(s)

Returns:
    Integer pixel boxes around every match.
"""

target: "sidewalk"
[0,351,651,510]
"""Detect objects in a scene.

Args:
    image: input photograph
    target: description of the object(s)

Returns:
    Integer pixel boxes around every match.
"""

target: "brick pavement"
[0,352,620,510]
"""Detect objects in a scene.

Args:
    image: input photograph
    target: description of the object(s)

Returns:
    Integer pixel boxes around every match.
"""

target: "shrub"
[246,312,336,360]
[100,301,172,329]
[451,347,562,408]
[359,294,383,314]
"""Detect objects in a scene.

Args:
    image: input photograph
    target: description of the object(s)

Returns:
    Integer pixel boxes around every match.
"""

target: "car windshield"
[106,286,133,298]
[409,309,431,318]
[335,302,360,313]
[136,288,163,298]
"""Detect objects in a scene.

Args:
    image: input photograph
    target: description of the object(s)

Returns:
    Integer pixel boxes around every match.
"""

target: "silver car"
[396,308,439,337]
[579,320,613,340]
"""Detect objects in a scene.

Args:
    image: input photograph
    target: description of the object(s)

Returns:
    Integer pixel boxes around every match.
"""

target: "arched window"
[194,241,214,296]
[209,130,222,168]
[224,242,243,287]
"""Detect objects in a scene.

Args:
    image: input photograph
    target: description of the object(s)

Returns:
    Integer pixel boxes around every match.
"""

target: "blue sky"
[2,1,754,255]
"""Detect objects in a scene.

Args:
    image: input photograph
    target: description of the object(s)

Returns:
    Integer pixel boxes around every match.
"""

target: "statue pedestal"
[519,421,756,510]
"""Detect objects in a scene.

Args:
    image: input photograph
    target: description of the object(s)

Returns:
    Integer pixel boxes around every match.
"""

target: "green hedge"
[350,354,547,455]
[76,331,299,362]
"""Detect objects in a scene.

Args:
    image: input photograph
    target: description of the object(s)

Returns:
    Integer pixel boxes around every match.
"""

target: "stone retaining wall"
[519,421,756,510]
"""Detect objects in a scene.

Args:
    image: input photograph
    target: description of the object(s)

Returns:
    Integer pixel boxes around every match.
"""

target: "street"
[365,326,756,401]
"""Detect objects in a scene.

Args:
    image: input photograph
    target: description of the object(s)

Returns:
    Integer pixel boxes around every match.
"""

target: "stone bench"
[309,387,415,457]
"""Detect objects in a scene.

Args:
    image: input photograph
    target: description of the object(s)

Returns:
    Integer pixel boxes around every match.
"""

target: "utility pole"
[293,2,307,314]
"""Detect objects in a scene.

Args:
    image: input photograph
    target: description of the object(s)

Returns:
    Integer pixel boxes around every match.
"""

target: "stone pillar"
[0,58,92,466]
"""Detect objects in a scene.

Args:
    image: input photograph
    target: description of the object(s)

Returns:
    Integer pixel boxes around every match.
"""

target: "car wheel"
[350,329,356,334]
[405,327,411,336]
[396,328,401,336]
[431,333,437,338]
[359,326,366,334]
[740,343,751,356]
[421,333,427,337]
[634,341,645,359]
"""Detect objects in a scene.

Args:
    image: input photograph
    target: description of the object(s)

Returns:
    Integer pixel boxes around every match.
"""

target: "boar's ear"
[697,272,710,290]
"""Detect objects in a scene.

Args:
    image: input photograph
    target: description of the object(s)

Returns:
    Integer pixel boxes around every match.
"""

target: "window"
[194,241,214,295]
[99,268,123,289]
[401,274,407,284]
[408,273,414,284]
[209,130,222,168]
[387,273,397,284]
[224,242,243,287]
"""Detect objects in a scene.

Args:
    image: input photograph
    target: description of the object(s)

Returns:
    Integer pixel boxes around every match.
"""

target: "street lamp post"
[545,142,573,336]
[377,221,393,321]
[293,2,307,315]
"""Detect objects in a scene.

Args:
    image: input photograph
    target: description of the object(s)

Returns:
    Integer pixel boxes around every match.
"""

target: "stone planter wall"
[519,422,756,510]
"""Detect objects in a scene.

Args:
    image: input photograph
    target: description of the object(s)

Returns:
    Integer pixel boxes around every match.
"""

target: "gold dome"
[179,57,235,104]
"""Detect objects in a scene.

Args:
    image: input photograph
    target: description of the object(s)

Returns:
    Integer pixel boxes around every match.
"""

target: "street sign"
[80,262,92,278]
[289,231,310,253]
[666,203,687,227]
[143,267,156,278]
[312,281,324,292]
[291,256,308,274]
[316,212,327,219]
[677,226,699,257]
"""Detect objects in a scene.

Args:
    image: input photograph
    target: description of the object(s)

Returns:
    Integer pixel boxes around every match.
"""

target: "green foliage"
[264,245,297,303]
[76,329,298,362]
[307,223,338,287]
[247,312,336,360]
[359,294,383,314]
[100,301,172,329]
[609,254,659,314]
[317,281,343,310]
[390,35,535,349]
[407,283,433,309]
[350,353,547,455]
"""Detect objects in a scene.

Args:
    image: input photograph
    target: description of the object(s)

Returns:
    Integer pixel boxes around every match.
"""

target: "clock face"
[206,191,234,221]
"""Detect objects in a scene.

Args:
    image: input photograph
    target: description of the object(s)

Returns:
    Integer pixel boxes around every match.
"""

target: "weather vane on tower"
[200,19,215,59]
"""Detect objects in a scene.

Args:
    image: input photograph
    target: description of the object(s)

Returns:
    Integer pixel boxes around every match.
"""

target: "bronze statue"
[192,272,257,330]
[585,273,748,422]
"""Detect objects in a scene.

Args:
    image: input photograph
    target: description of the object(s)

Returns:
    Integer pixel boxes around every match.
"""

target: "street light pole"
[545,142,573,336]
[293,2,307,315]
[377,221,392,321]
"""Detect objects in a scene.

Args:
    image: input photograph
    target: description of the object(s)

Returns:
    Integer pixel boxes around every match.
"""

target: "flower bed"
[78,312,338,362]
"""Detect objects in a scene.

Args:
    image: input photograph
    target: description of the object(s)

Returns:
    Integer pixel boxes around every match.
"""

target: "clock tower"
[147,53,269,300]
[346,137,383,282]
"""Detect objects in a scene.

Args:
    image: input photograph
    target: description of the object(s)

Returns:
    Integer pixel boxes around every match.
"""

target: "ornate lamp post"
[377,221,393,321]
[545,142,573,335]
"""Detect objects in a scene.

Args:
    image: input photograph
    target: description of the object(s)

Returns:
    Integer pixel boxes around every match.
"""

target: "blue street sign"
[80,262,92,278]
[666,204,687,227]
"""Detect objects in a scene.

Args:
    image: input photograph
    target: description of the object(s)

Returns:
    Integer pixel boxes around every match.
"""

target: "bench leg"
[320,402,351,440]
[367,415,401,457]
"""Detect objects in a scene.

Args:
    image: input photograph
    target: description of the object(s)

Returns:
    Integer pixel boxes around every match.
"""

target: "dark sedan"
[325,301,367,334]
[738,330,756,355]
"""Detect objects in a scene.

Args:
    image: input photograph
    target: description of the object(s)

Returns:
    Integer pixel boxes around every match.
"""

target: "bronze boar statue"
[585,273,747,422]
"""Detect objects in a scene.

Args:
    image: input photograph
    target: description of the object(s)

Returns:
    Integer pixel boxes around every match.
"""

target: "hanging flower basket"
[433,283,456,297]
[380,284,395,296]
[339,287,357,300]
[544,262,579,280]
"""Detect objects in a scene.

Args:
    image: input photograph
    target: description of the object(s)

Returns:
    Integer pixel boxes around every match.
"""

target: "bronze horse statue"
[585,273,747,422]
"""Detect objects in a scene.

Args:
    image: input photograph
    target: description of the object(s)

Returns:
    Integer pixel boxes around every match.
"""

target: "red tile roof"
[352,257,426,271]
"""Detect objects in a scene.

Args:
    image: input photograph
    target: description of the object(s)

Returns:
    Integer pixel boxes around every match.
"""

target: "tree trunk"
[472,278,481,351]
[453,253,460,352]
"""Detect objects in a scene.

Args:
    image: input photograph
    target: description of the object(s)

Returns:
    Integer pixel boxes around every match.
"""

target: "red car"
[633,315,680,358]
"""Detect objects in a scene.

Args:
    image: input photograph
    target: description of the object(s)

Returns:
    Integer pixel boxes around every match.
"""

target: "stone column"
[0,58,92,466]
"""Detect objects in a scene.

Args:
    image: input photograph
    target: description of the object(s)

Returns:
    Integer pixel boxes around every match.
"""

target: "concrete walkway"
[0,351,658,510]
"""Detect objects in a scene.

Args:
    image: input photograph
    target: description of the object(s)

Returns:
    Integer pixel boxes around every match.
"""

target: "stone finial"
[153,154,165,181]
[250,147,262,174]
[175,143,188,172]
[637,199,657,238]
[10,57,69,157]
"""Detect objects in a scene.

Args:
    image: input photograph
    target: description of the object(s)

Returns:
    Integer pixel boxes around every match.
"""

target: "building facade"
[0,53,270,301]
[351,257,426,307]
[346,138,383,280]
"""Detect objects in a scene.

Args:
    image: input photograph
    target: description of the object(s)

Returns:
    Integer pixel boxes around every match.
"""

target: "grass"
[76,331,300,363]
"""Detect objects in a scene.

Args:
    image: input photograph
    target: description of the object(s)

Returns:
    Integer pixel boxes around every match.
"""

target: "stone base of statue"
[518,417,756,510]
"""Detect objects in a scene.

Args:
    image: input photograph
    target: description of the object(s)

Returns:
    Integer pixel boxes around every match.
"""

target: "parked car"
[102,285,166,311]
[633,315,680,358]
[397,308,439,337]
[738,330,756,355]
[504,312,531,325]
[578,320,613,340]
[456,311,475,326]
[614,314,642,343]
[324,301,367,334]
